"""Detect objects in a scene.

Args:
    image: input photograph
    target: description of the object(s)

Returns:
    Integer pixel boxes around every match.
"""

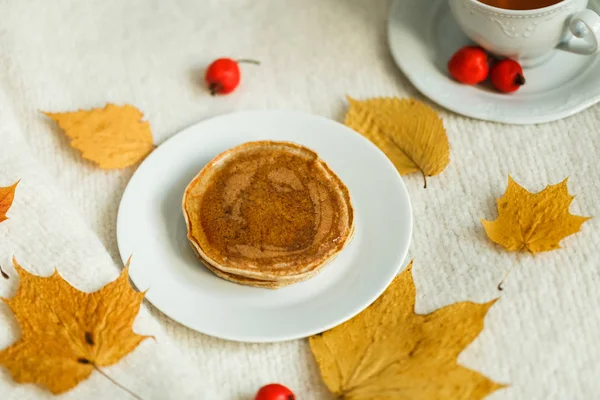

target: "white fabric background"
[0,0,599,399]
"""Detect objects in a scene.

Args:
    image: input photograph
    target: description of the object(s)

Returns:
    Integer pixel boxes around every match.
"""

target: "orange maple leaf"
[0,180,19,223]
[0,258,150,394]
[310,261,504,399]
[482,176,591,254]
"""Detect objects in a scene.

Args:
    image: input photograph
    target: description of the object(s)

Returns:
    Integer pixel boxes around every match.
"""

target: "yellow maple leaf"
[44,104,154,169]
[309,261,504,400]
[0,258,150,394]
[482,176,591,254]
[0,180,19,224]
[344,97,450,188]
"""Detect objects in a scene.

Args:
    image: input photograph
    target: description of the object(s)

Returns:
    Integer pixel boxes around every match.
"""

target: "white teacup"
[449,0,600,67]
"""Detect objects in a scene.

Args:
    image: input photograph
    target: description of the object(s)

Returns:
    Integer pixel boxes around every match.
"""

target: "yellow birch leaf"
[344,97,450,188]
[309,261,504,400]
[482,176,591,254]
[0,180,19,223]
[0,258,150,394]
[44,104,154,169]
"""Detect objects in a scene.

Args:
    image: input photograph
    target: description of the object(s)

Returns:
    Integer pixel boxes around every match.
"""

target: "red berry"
[205,58,241,95]
[490,59,525,93]
[448,46,489,85]
[254,383,295,400]
[205,58,260,95]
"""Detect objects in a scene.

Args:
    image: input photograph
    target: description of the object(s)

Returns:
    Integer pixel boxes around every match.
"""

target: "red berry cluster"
[447,46,526,93]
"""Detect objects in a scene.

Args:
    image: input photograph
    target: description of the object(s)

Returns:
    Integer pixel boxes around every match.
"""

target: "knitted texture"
[0,0,599,399]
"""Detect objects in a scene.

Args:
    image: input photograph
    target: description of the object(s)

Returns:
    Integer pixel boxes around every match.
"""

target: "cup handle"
[559,9,600,55]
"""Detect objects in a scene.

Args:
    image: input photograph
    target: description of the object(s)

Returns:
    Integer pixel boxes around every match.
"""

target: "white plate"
[388,0,600,124]
[117,110,412,342]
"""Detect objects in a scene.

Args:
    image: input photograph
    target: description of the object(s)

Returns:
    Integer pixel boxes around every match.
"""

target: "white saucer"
[117,110,412,343]
[388,0,600,124]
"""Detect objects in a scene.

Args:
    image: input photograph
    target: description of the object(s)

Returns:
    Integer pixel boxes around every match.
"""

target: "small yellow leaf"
[344,97,450,188]
[482,176,591,254]
[0,180,19,224]
[309,261,504,400]
[44,104,154,169]
[0,258,150,394]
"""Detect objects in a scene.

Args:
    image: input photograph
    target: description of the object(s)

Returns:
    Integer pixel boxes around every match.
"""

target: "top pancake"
[183,141,354,281]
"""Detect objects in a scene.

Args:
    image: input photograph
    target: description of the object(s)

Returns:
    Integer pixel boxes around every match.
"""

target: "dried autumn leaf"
[345,97,450,188]
[0,258,149,394]
[482,176,591,254]
[44,104,154,169]
[0,180,19,224]
[309,261,503,400]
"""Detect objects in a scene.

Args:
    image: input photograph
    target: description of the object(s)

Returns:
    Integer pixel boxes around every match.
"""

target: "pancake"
[189,229,354,289]
[188,242,297,289]
[183,141,354,285]
[201,260,298,289]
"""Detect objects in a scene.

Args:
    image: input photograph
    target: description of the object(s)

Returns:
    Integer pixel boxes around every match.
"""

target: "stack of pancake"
[182,141,355,289]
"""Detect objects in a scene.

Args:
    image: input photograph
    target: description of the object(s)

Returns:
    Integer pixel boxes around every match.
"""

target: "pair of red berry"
[448,46,525,93]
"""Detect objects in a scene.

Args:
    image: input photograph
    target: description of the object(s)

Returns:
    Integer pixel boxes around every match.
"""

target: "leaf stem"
[497,248,526,291]
[0,265,8,279]
[497,264,515,291]
[388,136,428,189]
[92,364,142,400]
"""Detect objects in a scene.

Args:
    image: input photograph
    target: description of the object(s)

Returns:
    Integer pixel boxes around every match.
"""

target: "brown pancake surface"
[183,141,354,282]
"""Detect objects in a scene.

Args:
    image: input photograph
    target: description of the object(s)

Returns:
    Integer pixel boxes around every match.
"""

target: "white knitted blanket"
[1,0,599,399]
